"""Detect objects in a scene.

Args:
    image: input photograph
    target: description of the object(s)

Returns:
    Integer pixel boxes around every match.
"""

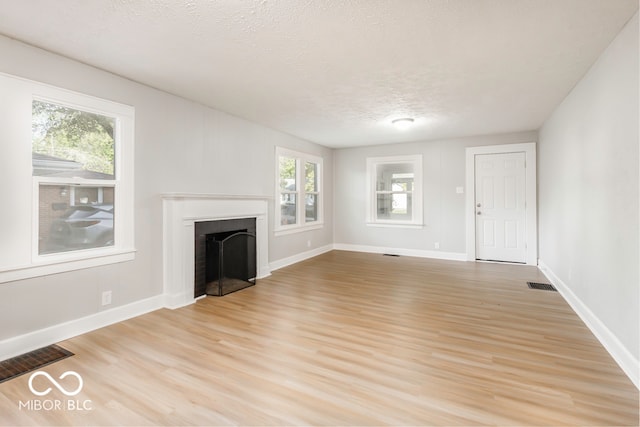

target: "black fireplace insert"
[194,218,257,297]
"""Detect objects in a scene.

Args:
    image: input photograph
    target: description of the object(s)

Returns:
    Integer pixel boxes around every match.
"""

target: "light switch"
[456,186,464,194]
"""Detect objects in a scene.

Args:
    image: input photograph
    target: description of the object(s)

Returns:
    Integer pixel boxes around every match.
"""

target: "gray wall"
[0,35,333,341]
[333,131,537,254]
[538,13,639,361]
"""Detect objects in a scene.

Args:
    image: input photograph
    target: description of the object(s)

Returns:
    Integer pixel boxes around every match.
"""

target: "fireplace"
[162,194,270,309]
[194,218,257,297]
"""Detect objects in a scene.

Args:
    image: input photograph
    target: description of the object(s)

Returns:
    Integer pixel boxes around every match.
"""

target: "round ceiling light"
[391,118,414,130]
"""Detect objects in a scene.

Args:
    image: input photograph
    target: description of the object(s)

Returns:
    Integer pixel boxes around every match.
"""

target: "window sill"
[366,222,424,229]
[0,248,136,284]
[274,222,324,237]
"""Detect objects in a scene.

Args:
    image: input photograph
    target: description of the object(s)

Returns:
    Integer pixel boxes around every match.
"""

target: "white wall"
[333,131,537,256]
[538,13,639,383]
[0,35,333,344]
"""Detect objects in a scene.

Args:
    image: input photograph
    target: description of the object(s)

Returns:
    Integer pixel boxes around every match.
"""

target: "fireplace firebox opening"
[194,218,257,297]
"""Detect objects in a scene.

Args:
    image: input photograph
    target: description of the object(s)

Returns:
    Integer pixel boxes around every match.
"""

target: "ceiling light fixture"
[391,118,414,130]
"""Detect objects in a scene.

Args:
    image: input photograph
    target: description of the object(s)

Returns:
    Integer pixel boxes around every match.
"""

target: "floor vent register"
[527,282,558,292]
[0,344,74,384]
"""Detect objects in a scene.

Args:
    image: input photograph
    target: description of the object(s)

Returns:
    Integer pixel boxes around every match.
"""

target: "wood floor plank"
[0,250,637,425]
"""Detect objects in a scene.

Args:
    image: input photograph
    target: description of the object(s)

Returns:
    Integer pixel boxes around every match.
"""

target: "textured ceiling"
[0,0,637,148]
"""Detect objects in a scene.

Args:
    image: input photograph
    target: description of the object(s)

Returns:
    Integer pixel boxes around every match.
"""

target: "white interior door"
[475,152,526,263]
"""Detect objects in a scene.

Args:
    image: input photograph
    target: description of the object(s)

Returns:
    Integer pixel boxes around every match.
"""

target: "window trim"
[366,154,424,228]
[0,74,135,284]
[275,147,323,236]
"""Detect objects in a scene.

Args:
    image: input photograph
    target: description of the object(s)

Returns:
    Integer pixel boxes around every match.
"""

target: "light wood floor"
[1,251,638,426]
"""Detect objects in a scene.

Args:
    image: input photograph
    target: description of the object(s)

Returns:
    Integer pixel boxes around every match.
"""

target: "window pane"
[32,100,116,179]
[376,194,391,219]
[376,163,414,191]
[392,193,408,214]
[376,193,412,220]
[39,184,115,254]
[279,157,296,191]
[280,193,297,226]
[305,194,318,222]
[305,162,317,192]
[392,180,413,192]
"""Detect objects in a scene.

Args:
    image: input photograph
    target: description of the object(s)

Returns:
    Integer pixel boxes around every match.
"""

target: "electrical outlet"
[434,242,440,249]
[101,291,112,306]
[307,240,311,248]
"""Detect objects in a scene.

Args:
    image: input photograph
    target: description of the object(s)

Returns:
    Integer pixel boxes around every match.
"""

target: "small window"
[367,155,423,227]
[276,147,323,235]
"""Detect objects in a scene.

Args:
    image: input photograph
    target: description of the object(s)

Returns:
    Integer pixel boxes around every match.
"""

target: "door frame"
[465,142,537,265]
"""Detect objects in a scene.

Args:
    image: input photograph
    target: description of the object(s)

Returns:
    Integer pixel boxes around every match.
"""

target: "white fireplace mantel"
[162,193,271,309]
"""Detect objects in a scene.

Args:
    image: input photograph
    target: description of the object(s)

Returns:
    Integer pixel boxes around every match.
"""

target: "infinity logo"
[28,371,83,397]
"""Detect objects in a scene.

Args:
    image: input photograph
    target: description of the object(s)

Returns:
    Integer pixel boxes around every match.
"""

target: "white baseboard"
[269,244,334,272]
[162,292,196,310]
[0,294,164,362]
[257,264,272,280]
[538,259,639,389]
[333,243,467,261]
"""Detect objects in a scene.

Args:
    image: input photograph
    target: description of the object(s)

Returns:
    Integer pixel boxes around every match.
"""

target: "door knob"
[476,203,481,208]
[477,211,481,215]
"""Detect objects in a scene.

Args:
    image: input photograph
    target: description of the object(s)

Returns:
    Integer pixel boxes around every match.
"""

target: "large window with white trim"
[33,99,118,254]
[0,72,135,283]
[367,155,423,227]
[275,147,323,234]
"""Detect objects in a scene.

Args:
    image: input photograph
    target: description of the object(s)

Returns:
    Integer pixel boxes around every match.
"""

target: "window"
[30,93,135,263]
[367,155,423,227]
[33,100,117,255]
[0,72,135,283]
[275,147,323,235]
